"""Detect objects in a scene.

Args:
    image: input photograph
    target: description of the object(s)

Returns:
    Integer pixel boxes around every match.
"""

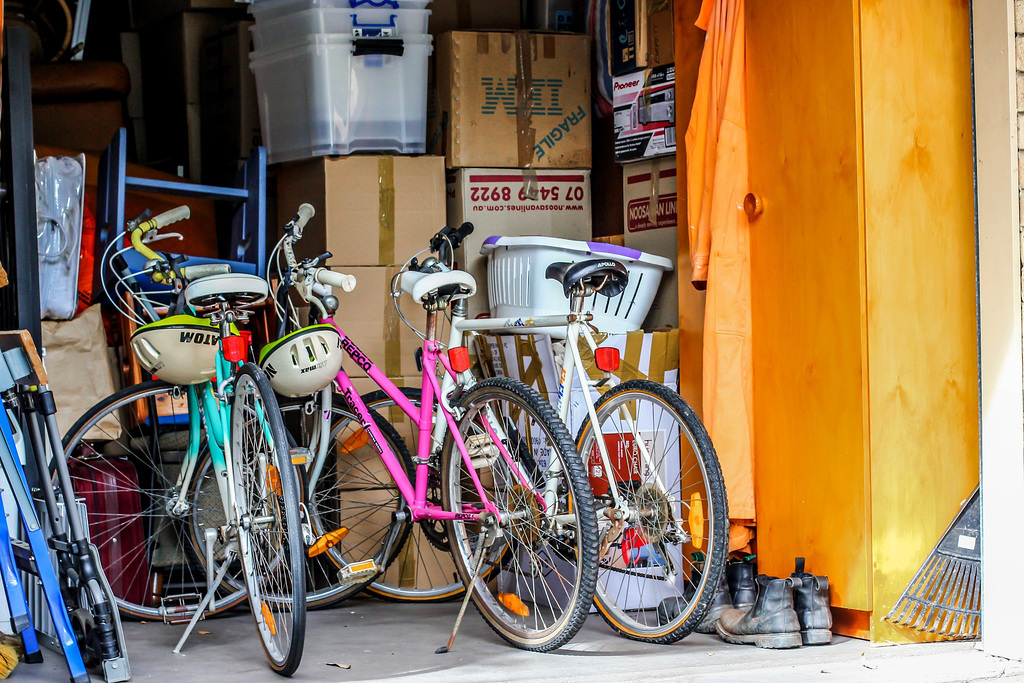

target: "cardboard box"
[609,0,674,76]
[276,156,447,268]
[446,168,593,317]
[435,31,592,169]
[613,64,676,163]
[430,0,522,35]
[331,267,426,378]
[622,157,678,329]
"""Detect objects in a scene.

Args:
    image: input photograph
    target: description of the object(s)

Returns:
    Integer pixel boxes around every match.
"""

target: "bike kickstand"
[173,542,235,655]
[436,520,496,655]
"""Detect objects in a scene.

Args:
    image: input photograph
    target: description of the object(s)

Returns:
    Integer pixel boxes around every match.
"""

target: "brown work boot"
[716,575,803,649]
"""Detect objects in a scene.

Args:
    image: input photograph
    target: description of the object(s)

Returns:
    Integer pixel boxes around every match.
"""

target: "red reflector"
[449,346,471,373]
[223,335,248,363]
[595,347,620,372]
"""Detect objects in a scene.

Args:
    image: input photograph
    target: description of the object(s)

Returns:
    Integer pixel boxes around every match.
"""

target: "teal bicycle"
[61,207,306,676]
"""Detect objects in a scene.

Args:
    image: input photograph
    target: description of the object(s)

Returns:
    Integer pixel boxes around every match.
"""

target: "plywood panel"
[746,0,871,611]
[858,0,978,643]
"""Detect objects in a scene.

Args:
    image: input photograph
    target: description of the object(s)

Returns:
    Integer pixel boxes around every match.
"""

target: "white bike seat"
[184,273,269,308]
[400,269,477,304]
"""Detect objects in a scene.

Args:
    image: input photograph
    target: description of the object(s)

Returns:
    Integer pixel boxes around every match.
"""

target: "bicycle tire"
[279,393,414,608]
[360,388,466,603]
[231,364,306,676]
[441,377,599,652]
[61,380,248,620]
[576,380,729,643]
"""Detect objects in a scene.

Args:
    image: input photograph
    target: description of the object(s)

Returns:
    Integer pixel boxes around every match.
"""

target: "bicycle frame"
[311,309,551,526]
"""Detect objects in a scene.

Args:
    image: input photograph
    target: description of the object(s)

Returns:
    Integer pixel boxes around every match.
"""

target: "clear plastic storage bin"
[250,0,431,23]
[251,8,431,51]
[250,33,432,162]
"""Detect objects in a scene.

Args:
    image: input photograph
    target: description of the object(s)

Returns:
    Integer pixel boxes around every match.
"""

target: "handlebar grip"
[455,222,474,239]
[144,205,191,231]
[295,203,315,231]
[179,263,232,280]
[314,268,357,293]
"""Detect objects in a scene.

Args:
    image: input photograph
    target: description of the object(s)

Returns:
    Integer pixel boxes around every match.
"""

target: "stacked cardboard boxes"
[276,156,447,385]
[430,29,595,319]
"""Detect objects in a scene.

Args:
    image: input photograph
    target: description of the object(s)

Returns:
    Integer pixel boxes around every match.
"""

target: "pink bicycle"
[265,206,599,651]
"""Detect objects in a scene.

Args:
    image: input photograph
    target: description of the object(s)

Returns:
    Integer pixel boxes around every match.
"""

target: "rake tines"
[885,487,980,640]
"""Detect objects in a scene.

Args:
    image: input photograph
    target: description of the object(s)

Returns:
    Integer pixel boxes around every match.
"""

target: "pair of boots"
[715,558,832,649]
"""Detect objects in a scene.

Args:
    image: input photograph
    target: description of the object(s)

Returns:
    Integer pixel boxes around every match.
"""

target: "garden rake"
[885,486,980,639]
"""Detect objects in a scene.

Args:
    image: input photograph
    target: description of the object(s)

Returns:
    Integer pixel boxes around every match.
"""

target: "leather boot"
[716,575,803,649]
[656,571,732,633]
[791,558,833,645]
[726,561,757,609]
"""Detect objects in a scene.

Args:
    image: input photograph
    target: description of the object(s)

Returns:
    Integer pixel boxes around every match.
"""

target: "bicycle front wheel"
[231,364,306,676]
[577,380,728,643]
[441,377,599,652]
[62,380,247,620]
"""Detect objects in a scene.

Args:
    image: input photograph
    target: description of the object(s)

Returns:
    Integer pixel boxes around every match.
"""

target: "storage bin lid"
[480,235,674,271]
[249,30,433,61]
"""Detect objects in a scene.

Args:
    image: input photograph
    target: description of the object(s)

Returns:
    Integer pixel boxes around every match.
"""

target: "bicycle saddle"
[184,273,269,309]
[545,259,629,299]
[400,269,477,304]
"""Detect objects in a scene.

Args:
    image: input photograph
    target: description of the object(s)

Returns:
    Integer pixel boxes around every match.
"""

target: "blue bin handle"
[350,13,399,28]
[349,0,399,8]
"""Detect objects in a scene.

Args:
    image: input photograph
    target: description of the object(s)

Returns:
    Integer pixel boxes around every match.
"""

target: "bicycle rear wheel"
[62,380,247,620]
[441,378,599,652]
[361,388,465,603]
[231,364,306,676]
[577,380,728,643]
[280,393,413,608]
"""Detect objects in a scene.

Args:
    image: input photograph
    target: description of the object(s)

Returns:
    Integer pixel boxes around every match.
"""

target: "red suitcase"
[67,456,149,607]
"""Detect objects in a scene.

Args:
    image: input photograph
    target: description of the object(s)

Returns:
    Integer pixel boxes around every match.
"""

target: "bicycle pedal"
[290,447,310,465]
[160,593,205,624]
[308,527,349,557]
[337,559,379,586]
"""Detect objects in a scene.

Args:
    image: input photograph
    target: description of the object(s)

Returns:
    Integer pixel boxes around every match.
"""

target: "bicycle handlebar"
[313,268,357,293]
[140,205,191,232]
[179,263,231,280]
[293,203,315,236]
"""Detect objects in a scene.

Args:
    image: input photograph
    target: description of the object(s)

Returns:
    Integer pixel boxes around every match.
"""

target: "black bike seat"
[544,259,629,299]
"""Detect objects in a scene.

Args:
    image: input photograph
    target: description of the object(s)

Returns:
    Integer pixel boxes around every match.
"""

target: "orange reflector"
[340,428,370,454]
[223,334,248,363]
[261,601,277,635]
[499,592,530,617]
[267,465,282,496]
[689,493,705,550]
[595,347,620,372]
[449,346,471,373]
[308,527,350,557]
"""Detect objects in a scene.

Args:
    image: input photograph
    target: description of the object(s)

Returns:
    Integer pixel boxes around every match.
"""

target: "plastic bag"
[36,154,85,320]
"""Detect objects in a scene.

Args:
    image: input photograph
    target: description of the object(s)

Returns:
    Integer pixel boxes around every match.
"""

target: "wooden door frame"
[972,1,1024,662]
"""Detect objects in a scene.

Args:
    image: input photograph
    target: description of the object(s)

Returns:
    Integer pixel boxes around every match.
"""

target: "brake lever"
[142,231,184,245]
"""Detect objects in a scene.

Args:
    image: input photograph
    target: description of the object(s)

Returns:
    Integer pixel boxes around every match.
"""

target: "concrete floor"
[9,597,1024,683]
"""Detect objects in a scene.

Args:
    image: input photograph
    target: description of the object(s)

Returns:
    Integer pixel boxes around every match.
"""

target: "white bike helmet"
[259,324,343,397]
[130,314,227,385]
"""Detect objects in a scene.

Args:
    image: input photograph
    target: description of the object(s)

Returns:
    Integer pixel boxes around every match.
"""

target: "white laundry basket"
[480,235,674,336]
